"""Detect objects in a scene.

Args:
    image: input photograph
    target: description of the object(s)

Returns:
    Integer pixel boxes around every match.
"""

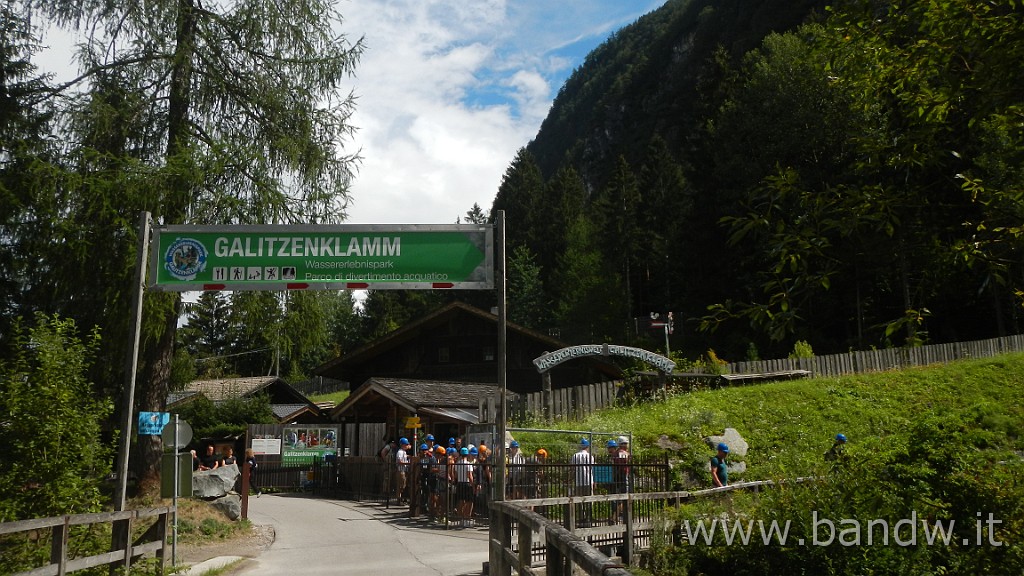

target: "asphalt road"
[232,494,488,576]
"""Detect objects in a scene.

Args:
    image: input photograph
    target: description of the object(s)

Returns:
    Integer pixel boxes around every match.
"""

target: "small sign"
[160,419,194,448]
[138,412,170,436]
[404,416,422,429]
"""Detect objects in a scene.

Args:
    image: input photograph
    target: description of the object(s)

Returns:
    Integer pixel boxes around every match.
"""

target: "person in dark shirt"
[199,445,220,471]
[711,443,729,487]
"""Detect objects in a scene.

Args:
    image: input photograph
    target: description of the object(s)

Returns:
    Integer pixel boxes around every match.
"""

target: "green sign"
[150,224,493,291]
[282,426,338,466]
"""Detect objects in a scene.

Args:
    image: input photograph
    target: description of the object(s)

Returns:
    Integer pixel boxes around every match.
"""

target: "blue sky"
[36,1,665,225]
[339,0,665,224]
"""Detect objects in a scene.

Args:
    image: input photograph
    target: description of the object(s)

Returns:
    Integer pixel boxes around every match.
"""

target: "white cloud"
[36,0,663,225]
[338,0,664,224]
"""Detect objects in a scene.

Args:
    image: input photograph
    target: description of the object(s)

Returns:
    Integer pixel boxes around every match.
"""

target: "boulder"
[656,434,684,452]
[193,463,240,498]
[211,493,242,521]
[705,428,749,457]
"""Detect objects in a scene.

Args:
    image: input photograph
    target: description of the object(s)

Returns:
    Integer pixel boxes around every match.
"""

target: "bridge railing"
[0,506,173,576]
[488,479,804,576]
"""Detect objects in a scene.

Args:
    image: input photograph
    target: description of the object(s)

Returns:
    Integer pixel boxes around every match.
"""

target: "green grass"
[560,353,1024,574]
[308,390,349,405]
[568,352,1024,485]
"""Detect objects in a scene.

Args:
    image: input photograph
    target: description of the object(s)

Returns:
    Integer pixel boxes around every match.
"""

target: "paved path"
[223,494,488,576]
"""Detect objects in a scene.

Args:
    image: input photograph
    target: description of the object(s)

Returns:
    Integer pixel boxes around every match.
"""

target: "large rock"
[193,463,240,498]
[705,428,749,457]
[211,494,242,521]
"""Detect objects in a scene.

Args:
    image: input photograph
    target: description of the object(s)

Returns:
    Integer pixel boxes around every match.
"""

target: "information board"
[150,224,493,291]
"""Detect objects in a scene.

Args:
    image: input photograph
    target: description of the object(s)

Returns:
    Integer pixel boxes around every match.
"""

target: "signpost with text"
[150,224,493,291]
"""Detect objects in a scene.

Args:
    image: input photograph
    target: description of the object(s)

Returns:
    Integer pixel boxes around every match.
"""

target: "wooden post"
[51,517,68,575]
[623,492,634,565]
[156,509,170,572]
[542,372,552,422]
[518,521,533,572]
[546,536,565,576]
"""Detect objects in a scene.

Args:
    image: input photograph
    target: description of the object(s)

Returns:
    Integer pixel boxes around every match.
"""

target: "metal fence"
[253,456,671,526]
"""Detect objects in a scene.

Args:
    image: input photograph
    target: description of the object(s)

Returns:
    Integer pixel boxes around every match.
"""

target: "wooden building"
[314,301,623,456]
[168,376,326,424]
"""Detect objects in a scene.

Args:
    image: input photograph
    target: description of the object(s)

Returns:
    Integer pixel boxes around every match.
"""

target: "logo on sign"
[164,238,208,281]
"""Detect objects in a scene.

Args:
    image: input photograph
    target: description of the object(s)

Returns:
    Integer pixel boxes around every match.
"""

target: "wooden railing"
[0,506,173,576]
[488,480,795,576]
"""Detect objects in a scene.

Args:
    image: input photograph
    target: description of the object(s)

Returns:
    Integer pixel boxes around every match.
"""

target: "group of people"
[417,435,491,526]
[189,444,262,496]
[392,434,636,528]
[191,444,233,471]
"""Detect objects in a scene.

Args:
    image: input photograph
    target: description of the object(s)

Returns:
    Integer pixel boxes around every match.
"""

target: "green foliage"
[175,394,275,441]
[507,245,549,331]
[648,412,1024,575]
[789,340,813,359]
[575,353,1024,573]
[0,315,114,520]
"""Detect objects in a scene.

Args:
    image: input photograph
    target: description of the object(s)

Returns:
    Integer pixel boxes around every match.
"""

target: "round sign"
[161,420,194,448]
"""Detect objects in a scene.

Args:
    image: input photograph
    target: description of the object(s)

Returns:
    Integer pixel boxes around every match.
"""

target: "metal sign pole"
[114,211,150,511]
[172,413,179,566]
[495,210,507,502]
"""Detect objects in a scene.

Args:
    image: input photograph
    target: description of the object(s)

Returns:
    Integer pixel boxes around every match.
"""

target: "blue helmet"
[607,439,618,448]
[399,437,409,445]
[836,433,847,443]
[460,447,469,455]
[469,447,479,455]
[420,443,428,451]
[448,437,456,446]
[426,434,435,441]
[510,440,519,448]
[717,443,730,454]
[447,447,457,455]
[580,438,590,447]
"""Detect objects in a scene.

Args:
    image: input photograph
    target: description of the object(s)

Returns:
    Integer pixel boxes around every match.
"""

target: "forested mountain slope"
[492,0,1024,361]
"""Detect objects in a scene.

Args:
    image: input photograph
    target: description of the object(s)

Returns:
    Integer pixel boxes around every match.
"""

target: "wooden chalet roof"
[172,376,326,423]
[314,301,622,380]
[328,377,514,423]
[183,376,281,401]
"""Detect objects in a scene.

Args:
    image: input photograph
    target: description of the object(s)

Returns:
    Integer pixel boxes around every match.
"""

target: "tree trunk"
[136,293,182,497]
[135,0,196,499]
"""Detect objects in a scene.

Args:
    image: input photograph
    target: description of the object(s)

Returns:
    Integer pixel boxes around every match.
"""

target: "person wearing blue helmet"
[825,433,848,462]
[417,444,433,515]
[508,440,526,499]
[711,442,729,487]
[395,438,411,503]
[572,438,595,526]
[454,447,475,526]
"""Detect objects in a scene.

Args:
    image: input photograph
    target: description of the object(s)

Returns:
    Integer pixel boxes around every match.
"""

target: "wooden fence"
[726,334,1024,377]
[481,381,620,424]
[0,506,173,576]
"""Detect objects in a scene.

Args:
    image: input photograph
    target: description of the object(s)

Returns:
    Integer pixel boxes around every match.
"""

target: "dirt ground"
[176,522,275,565]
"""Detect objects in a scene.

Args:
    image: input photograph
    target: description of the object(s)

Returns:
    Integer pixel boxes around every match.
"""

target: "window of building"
[438,346,450,363]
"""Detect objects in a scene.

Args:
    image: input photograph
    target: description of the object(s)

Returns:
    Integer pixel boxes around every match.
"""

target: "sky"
[35,0,662,226]
[336,0,664,225]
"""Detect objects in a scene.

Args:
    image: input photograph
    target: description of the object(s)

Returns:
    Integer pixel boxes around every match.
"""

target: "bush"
[645,411,1024,575]
[0,314,115,573]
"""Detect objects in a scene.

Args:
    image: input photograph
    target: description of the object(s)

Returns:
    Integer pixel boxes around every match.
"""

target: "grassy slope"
[572,353,1024,483]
